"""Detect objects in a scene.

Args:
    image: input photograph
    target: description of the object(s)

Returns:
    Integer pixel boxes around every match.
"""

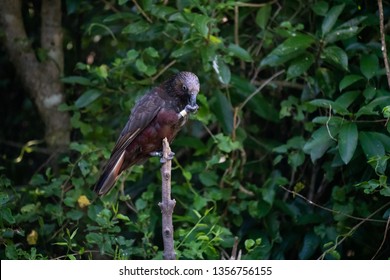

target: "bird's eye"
[182,85,187,91]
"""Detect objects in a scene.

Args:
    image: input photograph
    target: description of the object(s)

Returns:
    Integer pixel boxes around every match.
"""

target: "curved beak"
[189,91,198,107]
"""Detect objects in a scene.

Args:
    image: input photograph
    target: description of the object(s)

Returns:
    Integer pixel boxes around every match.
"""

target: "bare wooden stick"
[378,0,390,88]
[158,138,176,260]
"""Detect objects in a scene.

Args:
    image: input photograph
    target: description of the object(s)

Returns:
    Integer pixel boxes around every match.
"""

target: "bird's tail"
[94,151,125,196]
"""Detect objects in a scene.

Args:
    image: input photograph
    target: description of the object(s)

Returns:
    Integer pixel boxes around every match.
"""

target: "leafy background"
[1,0,390,259]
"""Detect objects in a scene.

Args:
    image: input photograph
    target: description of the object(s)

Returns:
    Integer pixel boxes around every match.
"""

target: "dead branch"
[158,138,176,260]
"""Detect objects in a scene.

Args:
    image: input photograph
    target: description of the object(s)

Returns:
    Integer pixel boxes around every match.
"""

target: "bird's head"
[169,72,200,107]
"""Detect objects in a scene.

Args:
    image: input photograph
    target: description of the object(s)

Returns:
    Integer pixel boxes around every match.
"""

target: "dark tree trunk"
[0,0,70,151]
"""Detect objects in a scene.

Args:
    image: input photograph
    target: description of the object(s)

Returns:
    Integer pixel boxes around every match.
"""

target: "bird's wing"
[94,90,164,195]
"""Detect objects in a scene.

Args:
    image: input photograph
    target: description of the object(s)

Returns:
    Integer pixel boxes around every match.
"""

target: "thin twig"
[119,175,137,213]
[378,0,390,88]
[151,60,176,82]
[280,185,387,223]
[371,215,390,259]
[234,1,276,8]
[239,70,285,110]
[158,138,176,260]
[131,0,153,23]
[317,201,390,260]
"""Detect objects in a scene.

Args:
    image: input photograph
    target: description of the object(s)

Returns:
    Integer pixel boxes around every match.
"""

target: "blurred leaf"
[199,172,218,187]
[1,208,15,224]
[321,4,345,36]
[338,122,358,164]
[316,67,336,97]
[171,45,193,58]
[287,53,314,79]
[144,47,159,58]
[339,75,364,91]
[262,34,314,67]
[363,86,376,101]
[75,89,102,108]
[360,54,379,80]
[193,14,210,37]
[214,133,241,153]
[256,4,272,29]
[356,96,390,117]
[359,131,385,159]
[61,76,91,86]
[311,1,329,16]
[309,99,349,115]
[303,126,336,162]
[322,46,348,71]
[226,44,253,62]
[299,232,320,259]
[122,20,149,34]
[325,26,359,44]
[212,91,233,134]
[213,56,231,85]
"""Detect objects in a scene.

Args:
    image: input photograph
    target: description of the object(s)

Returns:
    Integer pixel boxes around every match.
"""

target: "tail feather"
[94,151,125,196]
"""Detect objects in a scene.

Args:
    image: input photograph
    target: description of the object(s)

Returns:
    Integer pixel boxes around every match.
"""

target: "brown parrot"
[94,71,200,196]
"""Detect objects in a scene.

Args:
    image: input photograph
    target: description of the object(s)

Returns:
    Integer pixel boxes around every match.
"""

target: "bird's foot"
[150,151,175,163]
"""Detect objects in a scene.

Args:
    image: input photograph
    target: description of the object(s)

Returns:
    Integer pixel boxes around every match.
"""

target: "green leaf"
[226,44,253,62]
[213,56,231,85]
[212,91,233,134]
[324,26,359,43]
[144,47,159,58]
[245,239,255,251]
[199,172,218,187]
[287,53,314,79]
[338,122,358,164]
[360,54,379,80]
[61,76,91,86]
[193,14,210,37]
[311,1,329,16]
[335,91,359,109]
[122,20,149,34]
[322,46,348,71]
[359,131,385,159]
[126,49,139,60]
[315,67,336,97]
[309,99,349,115]
[271,34,315,57]
[214,133,241,153]
[75,89,102,108]
[363,86,376,101]
[116,213,130,222]
[339,75,364,91]
[321,4,345,36]
[256,4,272,29]
[1,208,15,224]
[303,126,336,162]
[171,45,193,58]
[135,59,147,73]
[299,232,320,259]
[356,96,390,117]
[66,209,84,221]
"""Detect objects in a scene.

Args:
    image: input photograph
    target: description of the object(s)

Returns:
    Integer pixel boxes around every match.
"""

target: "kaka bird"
[94,71,200,196]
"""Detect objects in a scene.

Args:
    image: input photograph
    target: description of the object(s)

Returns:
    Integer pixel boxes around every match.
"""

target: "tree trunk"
[0,0,70,151]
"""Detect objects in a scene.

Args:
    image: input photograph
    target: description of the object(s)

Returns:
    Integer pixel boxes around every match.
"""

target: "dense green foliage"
[1,0,390,259]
